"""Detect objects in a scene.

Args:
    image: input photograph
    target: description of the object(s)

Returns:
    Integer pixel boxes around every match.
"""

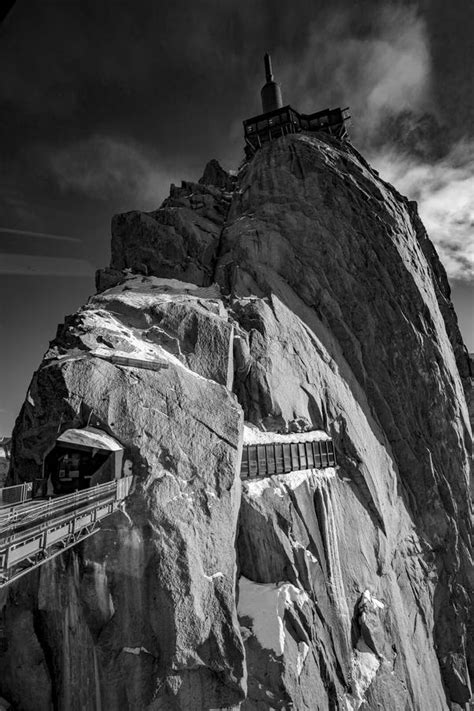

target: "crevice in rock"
[32,607,59,711]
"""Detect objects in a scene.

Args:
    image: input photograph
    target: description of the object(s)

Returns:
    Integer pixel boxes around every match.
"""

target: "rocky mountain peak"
[199,158,237,191]
[1,133,472,710]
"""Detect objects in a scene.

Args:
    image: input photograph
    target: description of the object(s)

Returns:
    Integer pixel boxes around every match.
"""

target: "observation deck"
[243,53,350,157]
[243,104,350,157]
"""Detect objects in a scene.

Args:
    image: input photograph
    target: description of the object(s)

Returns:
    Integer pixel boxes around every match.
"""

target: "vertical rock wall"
[1,136,472,710]
[215,134,472,708]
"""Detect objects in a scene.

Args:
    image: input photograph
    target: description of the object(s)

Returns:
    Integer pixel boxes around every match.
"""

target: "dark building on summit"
[243,54,350,156]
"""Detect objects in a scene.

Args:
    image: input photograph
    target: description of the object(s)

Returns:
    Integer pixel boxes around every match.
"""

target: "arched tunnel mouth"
[41,427,124,497]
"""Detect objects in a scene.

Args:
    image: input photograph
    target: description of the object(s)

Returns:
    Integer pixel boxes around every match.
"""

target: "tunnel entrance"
[42,427,124,496]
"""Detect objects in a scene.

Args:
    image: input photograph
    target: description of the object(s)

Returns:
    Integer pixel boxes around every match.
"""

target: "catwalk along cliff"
[0,114,472,708]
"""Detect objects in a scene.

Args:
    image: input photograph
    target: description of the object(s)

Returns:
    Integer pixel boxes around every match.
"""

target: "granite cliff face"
[1,133,472,711]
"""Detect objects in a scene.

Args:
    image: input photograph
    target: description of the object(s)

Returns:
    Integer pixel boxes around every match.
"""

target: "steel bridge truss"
[0,476,133,588]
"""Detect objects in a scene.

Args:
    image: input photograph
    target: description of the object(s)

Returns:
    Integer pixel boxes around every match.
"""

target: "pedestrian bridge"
[241,437,336,478]
[0,476,133,589]
[0,434,336,589]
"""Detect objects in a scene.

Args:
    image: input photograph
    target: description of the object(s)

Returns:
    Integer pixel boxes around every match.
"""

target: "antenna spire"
[260,53,283,113]
[264,53,273,82]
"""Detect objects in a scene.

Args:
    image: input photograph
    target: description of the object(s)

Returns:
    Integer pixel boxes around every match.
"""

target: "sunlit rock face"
[2,279,246,711]
[218,134,472,708]
[1,134,472,710]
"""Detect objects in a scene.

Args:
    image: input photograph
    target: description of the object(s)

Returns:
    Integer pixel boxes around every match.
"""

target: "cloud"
[373,141,474,281]
[0,227,80,243]
[48,136,176,210]
[279,4,432,149]
[0,253,94,277]
[276,2,473,283]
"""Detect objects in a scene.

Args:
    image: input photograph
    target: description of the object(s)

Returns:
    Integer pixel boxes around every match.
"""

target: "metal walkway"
[241,438,336,479]
[0,476,133,588]
[0,434,335,587]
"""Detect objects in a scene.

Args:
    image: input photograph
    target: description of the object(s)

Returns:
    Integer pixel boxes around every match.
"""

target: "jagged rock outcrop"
[96,161,236,293]
[1,134,472,711]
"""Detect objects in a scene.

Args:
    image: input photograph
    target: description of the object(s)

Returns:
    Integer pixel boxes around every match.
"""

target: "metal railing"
[243,104,350,155]
[0,479,125,531]
[0,476,133,588]
[0,482,32,507]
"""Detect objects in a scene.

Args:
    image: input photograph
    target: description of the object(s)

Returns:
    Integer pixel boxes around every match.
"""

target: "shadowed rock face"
[1,135,472,710]
[100,163,236,292]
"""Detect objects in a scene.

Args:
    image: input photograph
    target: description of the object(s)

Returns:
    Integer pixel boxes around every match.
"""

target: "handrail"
[3,492,118,547]
[0,482,32,507]
[0,480,117,529]
[243,103,349,156]
[0,477,132,537]
[0,476,134,588]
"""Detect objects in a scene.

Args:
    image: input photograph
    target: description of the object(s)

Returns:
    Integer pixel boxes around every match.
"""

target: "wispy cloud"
[48,135,177,210]
[373,141,474,281]
[278,3,473,282]
[0,253,94,277]
[0,227,80,243]
[279,4,432,149]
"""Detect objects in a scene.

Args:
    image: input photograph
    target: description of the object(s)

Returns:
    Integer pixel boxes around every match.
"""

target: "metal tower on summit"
[260,53,283,113]
[243,54,350,157]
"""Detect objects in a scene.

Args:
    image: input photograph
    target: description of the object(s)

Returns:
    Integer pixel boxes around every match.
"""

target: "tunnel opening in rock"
[40,427,124,497]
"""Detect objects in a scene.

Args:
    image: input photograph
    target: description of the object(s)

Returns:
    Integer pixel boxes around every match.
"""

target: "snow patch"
[290,538,319,565]
[244,478,285,498]
[122,646,152,656]
[345,640,380,710]
[81,302,216,384]
[108,275,207,294]
[296,642,309,677]
[90,340,209,383]
[283,467,336,488]
[238,577,310,656]
[304,549,318,563]
[204,571,224,581]
[243,467,337,498]
[99,275,222,305]
[361,589,385,610]
[243,424,330,444]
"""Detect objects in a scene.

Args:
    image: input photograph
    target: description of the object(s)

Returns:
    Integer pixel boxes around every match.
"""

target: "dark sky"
[1,0,473,434]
